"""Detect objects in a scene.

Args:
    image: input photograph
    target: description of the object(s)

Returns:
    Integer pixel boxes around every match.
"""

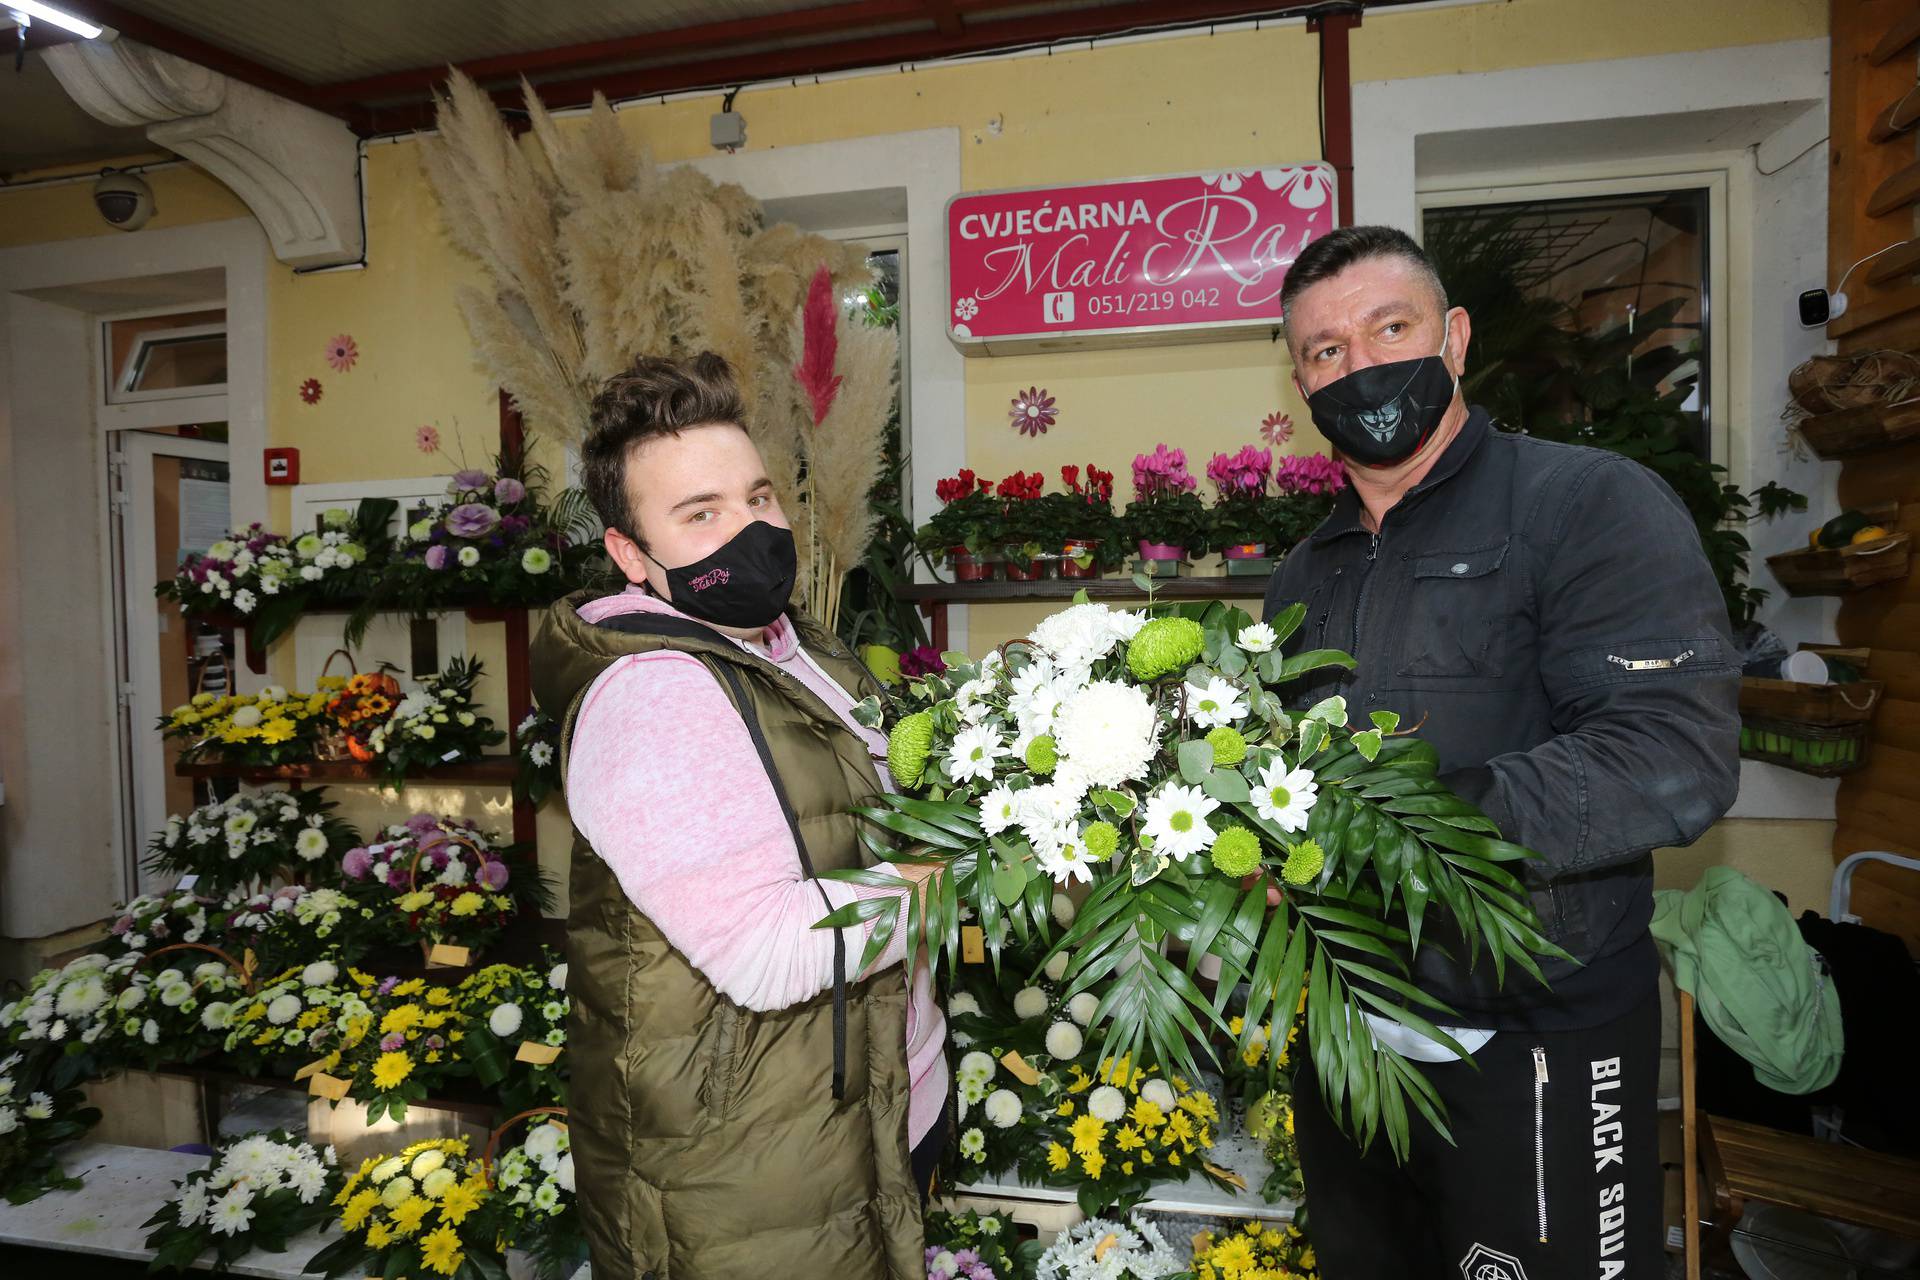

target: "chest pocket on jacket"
[1395,539,1513,680]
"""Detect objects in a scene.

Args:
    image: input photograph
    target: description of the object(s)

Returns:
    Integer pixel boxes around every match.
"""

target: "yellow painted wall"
[0,0,1830,907]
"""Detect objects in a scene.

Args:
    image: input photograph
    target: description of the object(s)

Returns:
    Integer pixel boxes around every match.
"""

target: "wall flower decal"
[1010,386,1057,437]
[324,334,359,373]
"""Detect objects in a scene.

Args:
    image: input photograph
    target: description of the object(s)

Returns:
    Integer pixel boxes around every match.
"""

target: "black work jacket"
[1264,406,1740,1027]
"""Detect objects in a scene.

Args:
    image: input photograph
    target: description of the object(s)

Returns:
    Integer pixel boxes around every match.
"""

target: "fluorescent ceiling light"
[7,2,105,40]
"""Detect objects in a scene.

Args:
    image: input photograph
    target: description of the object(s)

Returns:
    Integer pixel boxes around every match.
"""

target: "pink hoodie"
[566,585,946,1146]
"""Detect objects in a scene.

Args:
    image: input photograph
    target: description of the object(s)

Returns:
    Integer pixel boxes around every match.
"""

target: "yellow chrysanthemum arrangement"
[310,1138,498,1280]
[1190,1218,1319,1280]
[159,687,328,766]
[331,973,469,1124]
[1032,1053,1229,1213]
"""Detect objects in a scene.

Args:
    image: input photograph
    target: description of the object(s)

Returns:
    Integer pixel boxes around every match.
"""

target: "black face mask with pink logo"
[661,519,798,629]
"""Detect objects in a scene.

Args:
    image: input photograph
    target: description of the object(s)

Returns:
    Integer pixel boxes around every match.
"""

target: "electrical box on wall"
[263,447,300,485]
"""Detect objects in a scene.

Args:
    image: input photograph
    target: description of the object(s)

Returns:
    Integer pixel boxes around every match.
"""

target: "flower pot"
[1002,549,1056,582]
[1222,542,1267,559]
[1136,540,1185,578]
[947,546,994,583]
[1060,538,1101,579]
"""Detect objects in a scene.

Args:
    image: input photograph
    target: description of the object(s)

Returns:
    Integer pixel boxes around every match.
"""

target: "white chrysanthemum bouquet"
[143,787,360,899]
[141,1130,341,1270]
[833,593,1565,1157]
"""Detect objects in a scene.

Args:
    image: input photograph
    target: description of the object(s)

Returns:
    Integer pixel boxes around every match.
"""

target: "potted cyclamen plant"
[1124,445,1208,576]
[994,471,1056,581]
[1057,463,1122,580]
[916,469,999,582]
[1265,452,1347,554]
[1206,444,1276,575]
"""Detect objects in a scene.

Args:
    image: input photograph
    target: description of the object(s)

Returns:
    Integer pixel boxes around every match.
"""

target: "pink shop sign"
[946,165,1336,355]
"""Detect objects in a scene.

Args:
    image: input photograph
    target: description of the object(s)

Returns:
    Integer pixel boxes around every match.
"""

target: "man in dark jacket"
[1265,226,1740,1280]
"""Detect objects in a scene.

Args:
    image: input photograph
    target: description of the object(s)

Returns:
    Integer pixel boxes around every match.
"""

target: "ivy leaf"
[1296,718,1328,759]
[1370,710,1402,734]
[1091,788,1137,818]
[1351,729,1382,762]
[1306,695,1349,726]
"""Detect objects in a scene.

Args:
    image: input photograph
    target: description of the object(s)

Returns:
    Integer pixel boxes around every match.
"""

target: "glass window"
[1423,188,1711,458]
[106,309,228,403]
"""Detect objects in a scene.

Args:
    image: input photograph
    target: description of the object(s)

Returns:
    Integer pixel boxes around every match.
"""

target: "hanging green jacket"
[531,588,923,1280]
[1651,865,1843,1095]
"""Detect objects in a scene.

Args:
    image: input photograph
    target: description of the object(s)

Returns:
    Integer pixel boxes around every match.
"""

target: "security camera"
[1798,287,1846,328]
[93,170,155,231]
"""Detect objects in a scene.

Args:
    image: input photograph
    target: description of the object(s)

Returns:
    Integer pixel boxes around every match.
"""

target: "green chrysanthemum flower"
[862,645,903,688]
[1209,826,1263,877]
[887,711,935,788]
[1282,838,1326,886]
[1024,734,1058,774]
[1083,820,1120,861]
[1205,726,1247,767]
[1126,617,1206,682]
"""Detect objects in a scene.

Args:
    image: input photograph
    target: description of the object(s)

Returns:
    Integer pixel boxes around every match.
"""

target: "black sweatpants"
[1293,986,1661,1280]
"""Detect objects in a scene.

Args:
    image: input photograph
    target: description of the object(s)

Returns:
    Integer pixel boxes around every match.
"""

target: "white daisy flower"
[978,783,1021,836]
[946,725,1008,785]
[1028,602,1123,672]
[208,1186,255,1236]
[1183,676,1248,729]
[1035,831,1094,885]
[958,1050,996,1085]
[23,1092,53,1120]
[1109,609,1150,643]
[1237,621,1279,653]
[1142,783,1220,862]
[958,1128,986,1161]
[458,546,482,568]
[294,828,329,861]
[1253,758,1319,832]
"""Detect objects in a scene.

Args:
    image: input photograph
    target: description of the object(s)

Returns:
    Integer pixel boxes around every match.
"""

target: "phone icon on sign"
[1043,292,1076,324]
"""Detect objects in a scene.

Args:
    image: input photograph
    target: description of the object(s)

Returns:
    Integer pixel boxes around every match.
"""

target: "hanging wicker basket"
[1787,350,1920,416]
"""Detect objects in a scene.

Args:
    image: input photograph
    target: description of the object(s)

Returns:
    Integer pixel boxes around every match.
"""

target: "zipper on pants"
[1532,1046,1550,1244]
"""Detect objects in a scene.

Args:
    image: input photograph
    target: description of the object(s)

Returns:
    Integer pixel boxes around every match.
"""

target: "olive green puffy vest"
[531,589,923,1280]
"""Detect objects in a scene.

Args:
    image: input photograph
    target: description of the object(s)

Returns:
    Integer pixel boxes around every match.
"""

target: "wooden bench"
[1681,990,1920,1276]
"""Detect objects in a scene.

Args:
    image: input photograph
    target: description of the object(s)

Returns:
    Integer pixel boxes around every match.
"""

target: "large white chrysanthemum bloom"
[1052,681,1159,788]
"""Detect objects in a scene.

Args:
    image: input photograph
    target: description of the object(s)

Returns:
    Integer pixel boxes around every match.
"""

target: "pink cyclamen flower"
[415,425,441,454]
[324,334,359,373]
[1131,444,1196,498]
[1273,452,1349,496]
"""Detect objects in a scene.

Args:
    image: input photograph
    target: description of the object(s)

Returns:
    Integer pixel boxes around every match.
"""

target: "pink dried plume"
[792,265,843,427]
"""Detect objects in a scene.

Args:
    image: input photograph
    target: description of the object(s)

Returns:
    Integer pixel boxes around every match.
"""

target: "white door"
[112,430,231,895]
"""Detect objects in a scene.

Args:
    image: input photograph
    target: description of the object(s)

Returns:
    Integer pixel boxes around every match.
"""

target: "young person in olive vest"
[531,353,946,1280]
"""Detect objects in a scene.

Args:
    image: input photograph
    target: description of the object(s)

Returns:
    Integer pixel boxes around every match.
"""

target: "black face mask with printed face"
[660,519,797,629]
[1305,334,1458,466]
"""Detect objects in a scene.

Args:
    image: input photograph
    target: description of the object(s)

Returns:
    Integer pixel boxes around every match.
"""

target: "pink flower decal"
[1010,387,1057,437]
[415,424,442,454]
[324,334,359,373]
[1261,412,1294,446]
